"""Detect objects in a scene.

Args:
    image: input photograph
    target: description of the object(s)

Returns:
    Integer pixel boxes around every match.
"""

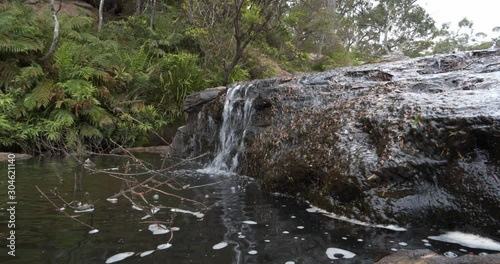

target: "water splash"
[202,84,256,174]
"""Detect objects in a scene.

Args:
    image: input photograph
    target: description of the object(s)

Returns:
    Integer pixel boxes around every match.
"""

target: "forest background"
[1,0,499,154]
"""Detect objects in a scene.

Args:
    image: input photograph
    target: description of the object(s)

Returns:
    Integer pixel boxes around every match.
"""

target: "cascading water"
[203,84,255,174]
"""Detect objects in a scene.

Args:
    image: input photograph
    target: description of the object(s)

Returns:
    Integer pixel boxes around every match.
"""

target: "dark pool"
[0,154,499,263]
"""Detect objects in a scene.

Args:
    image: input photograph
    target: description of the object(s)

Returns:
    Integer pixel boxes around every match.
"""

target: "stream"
[1,154,499,263]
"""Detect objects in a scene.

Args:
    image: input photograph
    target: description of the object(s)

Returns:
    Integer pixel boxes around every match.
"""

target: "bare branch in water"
[36,185,96,230]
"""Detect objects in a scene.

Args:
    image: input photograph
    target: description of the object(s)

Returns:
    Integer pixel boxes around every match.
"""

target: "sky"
[417,0,500,36]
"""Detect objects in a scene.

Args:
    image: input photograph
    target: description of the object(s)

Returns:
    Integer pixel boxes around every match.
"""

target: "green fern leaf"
[52,109,75,126]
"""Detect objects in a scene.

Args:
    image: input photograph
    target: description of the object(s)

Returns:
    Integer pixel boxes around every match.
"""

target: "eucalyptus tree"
[183,0,285,85]
[355,0,436,57]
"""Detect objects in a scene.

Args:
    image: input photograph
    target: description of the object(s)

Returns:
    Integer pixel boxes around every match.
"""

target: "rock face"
[171,49,500,235]
[376,249,500,264]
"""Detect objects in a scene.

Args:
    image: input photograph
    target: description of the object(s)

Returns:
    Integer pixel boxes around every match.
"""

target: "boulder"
[171,49,500,235]
[376,249,500,264]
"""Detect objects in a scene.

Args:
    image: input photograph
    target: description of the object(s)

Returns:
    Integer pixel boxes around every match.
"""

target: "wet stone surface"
[171,49,500,237]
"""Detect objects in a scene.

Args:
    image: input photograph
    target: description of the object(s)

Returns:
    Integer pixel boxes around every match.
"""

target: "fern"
[0,59,19,89]
[52,109,75,127]
[79,124,102,138]
[24,79,54,109]
[53,42,79,80]
[81,105,107,126]
[15,64,45,88]
[60,79,96,101]
[0,3,44,54]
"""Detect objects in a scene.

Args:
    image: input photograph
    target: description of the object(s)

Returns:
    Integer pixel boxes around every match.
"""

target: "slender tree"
[184,0,284,85]
[98,0,105,32]
[149,0,157,29]
[39,0,59,61]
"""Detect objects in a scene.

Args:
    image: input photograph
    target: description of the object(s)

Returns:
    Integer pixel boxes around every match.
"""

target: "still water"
[0,154,498,263]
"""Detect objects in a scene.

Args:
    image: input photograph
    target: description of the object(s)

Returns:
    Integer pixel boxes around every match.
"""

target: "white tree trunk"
[316,0,337,60]
[150,0,157,29]
[98,0,105,32]
[40,0,59,61]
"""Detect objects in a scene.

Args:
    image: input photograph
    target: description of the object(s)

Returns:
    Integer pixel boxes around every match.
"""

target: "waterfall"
[203,84,255,174]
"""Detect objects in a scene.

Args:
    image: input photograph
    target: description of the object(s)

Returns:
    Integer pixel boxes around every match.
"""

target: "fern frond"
[31,79,54,108]
[24,79,54,109]
[60,15,94,31]
[80,105,108,125]
[79,124,102,138]
[54,42,79,80]
[60,79,95,101]
[0,59,19,88]
[15,64,45,87]
[0,4,43,54]
[51,109,75,126]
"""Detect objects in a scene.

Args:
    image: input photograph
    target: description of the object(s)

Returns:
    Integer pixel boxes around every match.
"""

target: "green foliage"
[1,0,492,154]
[0,4,169,153]
[147,52,207,121]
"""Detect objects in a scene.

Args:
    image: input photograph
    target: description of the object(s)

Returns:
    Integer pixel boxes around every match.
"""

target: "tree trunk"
[39,0,59,61]
[149,0,157,29]
[316,34,325,60]
[382,6,393,54]
[135,0,142,14]
[316,0,337,60]
[98,0,105,32]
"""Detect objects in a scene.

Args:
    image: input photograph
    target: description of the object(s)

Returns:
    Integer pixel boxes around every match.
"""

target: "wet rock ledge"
[171,49,500,235]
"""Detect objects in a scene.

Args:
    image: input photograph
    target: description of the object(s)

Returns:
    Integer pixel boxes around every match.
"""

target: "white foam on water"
[157,243,172,250]
[132,204,143,211]
[140,250,154,257]
[422,239,429,243]
[399,242,407,246]
[243,220,257,225]
[428,231,500,251]
[305,201,407,231]
[106,197,118,203]
[444,251,458,258]
[325,248,356,260]
[391,248,398,252]
[248,250,258,255]
[306,208,318,213]
[74,208,94,213]
[105,252,134,263]
[171,208,205,219]
[212,242,228,250]
[148,224,169,235]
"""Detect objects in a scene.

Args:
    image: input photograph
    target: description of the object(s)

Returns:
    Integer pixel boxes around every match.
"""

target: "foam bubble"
[428,231,500,251]
[213,242,228,250]
[326,248,356,260]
